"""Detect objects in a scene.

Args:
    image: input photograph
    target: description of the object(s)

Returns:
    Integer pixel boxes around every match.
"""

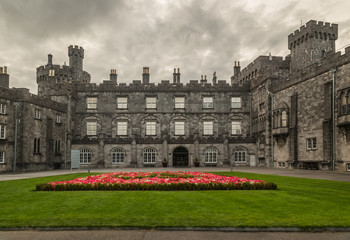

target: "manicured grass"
[0,172,349,228]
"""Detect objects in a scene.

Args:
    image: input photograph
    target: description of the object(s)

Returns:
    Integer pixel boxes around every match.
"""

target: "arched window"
[281,110,288,127]
[204,147,218,163]
[111,148,125,164]
[143,148,156,164]
[80,148,92,164]
[234,147,246,162]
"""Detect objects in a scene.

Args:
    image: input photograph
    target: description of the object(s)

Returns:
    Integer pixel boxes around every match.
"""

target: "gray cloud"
[0,0,350,93]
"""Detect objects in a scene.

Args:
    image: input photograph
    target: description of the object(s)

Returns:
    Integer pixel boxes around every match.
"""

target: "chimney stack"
[0,66,9,88]
[200,75,207,85]
[48,54,53,65]
[234,60,241,78]
[110,69,118,83]
[173,68,181,83]
[142,67,150,84]
[212,71,217,84]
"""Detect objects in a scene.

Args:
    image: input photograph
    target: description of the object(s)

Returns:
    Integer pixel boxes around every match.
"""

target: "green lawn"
[0,172,349,228]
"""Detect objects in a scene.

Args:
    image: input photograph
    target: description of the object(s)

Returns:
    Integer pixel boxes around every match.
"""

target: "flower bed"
[36,172,277,191]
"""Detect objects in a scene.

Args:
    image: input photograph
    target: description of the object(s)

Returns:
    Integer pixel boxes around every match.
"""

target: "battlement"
[288,20,338,50]
[71,78,250,93]
[272,46,350,93]
[68,45,84,58]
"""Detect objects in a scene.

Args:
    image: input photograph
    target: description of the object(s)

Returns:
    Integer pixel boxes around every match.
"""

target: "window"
[231,97,241,108]
[35,109,41,119]
[112,148,125,164]
[0,104,6,114]
[80,148,92,164]
[204,147,217,163]
[232,121,241,135]
[347,163,350,172]
[49,69,55,76]
[0,151,4,163]
[175,121,185,135]
[175,97,185,109]
[56,114,61,123]
[234,147,246,162]
[281,111,287,127]
[117,97,128,109]
[0,125,6,139]
[143,148,156,164]
[306,138,317,150]
[146,97,157,109]
[87,122,97,135]
[203,121,213,135]
[34,138,40,154]
[55,140,60,155]
[87,97,97,109]
[146,121,156,135]
[117,121,127,136]
[203,97,213,108]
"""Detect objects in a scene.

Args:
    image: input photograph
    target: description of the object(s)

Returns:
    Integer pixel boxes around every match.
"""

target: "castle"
[0,20,349,172]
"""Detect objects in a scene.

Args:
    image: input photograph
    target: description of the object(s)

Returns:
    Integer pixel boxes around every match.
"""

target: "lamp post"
[13,102,19,173]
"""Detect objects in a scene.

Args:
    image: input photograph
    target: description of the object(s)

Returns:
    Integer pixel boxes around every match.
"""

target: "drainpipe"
[13,102,19,173]
[331,68,336,171]
[270,92,274,167]
[249,92,252,137]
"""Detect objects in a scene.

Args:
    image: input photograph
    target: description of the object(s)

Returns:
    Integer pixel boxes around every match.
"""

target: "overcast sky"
[1,0,350,93]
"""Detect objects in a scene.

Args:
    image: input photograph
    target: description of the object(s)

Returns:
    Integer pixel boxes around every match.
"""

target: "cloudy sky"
[1,0,350,93]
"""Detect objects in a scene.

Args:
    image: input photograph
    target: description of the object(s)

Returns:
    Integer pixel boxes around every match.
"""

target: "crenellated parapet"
[288,20,338,50]
[271,46,350,93]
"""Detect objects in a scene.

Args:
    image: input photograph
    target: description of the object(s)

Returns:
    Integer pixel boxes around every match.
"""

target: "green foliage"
[0,172,350,228]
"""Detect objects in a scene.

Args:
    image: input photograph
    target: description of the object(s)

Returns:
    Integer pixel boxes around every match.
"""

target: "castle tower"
[68,45,84,80]
[288,20,338,71]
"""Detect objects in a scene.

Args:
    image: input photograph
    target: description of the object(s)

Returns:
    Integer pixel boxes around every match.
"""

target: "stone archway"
[173,147,189,167]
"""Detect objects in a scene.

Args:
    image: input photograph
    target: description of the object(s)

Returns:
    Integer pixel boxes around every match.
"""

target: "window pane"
[87,122,97,135]
[281,111,287,127]
[146,97,157,109]
[231,97,241,108]
[175,121,185,135]
[117,97,128,109]
[312,138,317,149]
[175,97,185,109]
[0,104,6,114]
[146,122,156,135]
[203,97,213,108]
[117,121,127,136]
[203,121,213,135]
[232,121,241,135]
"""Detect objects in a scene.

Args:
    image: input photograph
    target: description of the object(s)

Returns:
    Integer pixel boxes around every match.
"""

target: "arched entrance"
[173,147,189,167]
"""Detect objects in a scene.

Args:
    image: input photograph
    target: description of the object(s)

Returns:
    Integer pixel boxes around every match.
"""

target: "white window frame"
[307,138,317,150]
[143,148,156,164]
[232,121,242,135]
[56,114,61,123]
[146,97,157,109]
[175,97,185,109]
[80,148,92,164]
[87,122,97,136]
[231,97,241,108]
[234,147,246,162]
[117,97,128,109]
[347,163,350,172]
[35,109,41,119]
[87,97,97,109]
[117,121,128,136]
[175,121,185,136]
[0,104,6,114]
[203,97,213,108]
[203,121,213,135]
[204,147,217,163]
[112,148,125,164]
[146,121,156,136]
[0,151,4,163]
[0,125,6,139]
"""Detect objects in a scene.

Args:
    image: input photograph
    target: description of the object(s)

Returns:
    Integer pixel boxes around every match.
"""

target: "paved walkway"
[0,230,349,240]
[0,166,349,182]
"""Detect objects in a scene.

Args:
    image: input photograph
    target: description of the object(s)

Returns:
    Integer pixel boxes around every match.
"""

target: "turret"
[173,68,181,83]
[288,20,338,71]
[110,69,118,83]
[68,45,84,71]
[142,67,150,84]
[0,66,9,88]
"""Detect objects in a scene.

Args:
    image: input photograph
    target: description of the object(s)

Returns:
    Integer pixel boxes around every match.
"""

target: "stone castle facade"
[0,20,349,172]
